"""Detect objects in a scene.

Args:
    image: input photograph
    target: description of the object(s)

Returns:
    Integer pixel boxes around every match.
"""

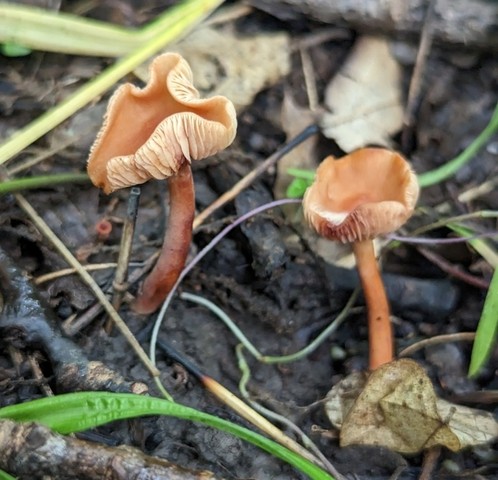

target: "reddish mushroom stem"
[352,239,393,370]
[133,162,194,314]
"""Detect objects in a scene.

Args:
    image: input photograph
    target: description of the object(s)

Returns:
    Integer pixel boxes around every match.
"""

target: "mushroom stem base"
[352,239,393,370]
[133,162,194,314]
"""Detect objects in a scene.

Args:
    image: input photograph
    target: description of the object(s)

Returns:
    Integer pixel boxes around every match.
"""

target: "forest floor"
[0,1,496,479]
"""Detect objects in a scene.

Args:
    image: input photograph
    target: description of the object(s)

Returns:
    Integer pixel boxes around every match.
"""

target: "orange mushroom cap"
[87,53,237,194]
[302,148,419,243]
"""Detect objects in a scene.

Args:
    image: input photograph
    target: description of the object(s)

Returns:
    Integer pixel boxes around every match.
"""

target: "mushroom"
[302,148,419,369]
[87,53,237,314]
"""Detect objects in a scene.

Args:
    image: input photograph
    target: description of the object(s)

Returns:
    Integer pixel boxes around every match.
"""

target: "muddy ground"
[0,1,497,479]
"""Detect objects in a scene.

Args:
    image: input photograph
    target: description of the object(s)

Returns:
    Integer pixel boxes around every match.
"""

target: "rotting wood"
[249,0,498,49]
[0,419,222,480]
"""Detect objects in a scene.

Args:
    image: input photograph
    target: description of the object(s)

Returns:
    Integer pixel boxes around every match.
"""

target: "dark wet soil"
[0,1,497,479]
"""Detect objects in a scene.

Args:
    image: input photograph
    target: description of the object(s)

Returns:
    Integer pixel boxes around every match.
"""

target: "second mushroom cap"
[302,148,419,243]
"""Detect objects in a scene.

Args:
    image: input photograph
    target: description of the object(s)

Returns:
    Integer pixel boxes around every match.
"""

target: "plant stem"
[109,187,141,324]
[417,102,498,187]
[352,239,393,369]
[133,163,195,314]
[180,290,358,364]
[0,172,89,194]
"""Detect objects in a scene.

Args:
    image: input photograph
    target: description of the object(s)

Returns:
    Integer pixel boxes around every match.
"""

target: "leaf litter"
[325,358,498,454]
[0,1,493,478]
[320,35,404,151]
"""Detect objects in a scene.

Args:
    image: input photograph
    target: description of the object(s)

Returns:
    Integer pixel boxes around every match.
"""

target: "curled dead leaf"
[325,359,498,454]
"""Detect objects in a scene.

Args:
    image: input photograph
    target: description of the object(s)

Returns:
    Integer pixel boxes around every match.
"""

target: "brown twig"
[401,0,436,151]
[417,246,490,289]
[398,332,475,357]
[0,419,222,480]
[419,446,441,480]
[27,353,54,398]
[111,187,141,312]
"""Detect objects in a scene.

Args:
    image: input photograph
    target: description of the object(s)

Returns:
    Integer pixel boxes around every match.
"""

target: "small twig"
[59,254,159,337]
[0,419,221,480]
[458,176,498,203]
[110,187,141,312]
[34,263,118,285]
[419,446,441,480]
[401,0,437,151]
[417,247,490,289]
[398,332,476,357]
[27,354,54,397]
[192,125,320,229]
[62,302,107,337]
[299,48,319,111]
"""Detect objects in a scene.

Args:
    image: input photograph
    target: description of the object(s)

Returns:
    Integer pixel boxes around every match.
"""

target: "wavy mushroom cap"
[87,52,237,193]
[302,148,419,243]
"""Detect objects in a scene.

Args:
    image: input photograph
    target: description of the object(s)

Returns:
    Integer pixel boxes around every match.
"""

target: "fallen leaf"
[436,398,498,449]
[136,27,291,112]
[320,36,403,151]
[325,359,498,454]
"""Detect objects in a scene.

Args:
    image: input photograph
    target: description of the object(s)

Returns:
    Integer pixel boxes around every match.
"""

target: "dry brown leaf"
[325,359,498,454]
[320,36,403,151]
[436,398,498,449]
[135,27,290,112]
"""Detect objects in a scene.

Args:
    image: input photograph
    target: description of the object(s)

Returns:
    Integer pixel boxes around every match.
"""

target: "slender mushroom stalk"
[302,149,419,370]
[133,162,194,313]
[87,53,237,314]
[352,239,392,368]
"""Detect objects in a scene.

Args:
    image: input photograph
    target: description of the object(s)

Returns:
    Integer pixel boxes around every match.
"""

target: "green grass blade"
[0,2,138,56]
[0,392,334,480]
[0,470,16,480]
[417,103,498,187]
[469,267,498,377]
[0,173,89,194]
